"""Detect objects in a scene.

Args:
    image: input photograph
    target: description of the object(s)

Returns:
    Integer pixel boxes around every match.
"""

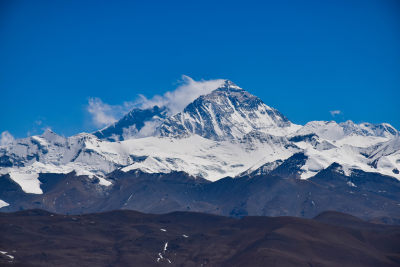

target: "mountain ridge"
[0,80,399,219]
[158,80,298,140]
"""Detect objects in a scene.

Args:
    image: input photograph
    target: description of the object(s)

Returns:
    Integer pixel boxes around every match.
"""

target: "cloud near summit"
[87,98,129,128]
[87,76,225,128]
[0,131,15,146]
[136,75,225,115]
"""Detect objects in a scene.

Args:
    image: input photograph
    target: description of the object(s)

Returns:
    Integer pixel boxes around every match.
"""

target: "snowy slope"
[0,133,298,189]
[288,121,399,179]
[0,199,9,208]
[121,134,298,181]
[0,80,399,194]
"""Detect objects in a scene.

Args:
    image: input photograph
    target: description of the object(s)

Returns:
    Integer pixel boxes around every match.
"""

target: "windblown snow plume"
[135,75,225,115]
[87,76,225,128]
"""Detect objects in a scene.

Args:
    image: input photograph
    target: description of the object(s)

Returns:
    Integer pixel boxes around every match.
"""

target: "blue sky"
[1,0,399,138]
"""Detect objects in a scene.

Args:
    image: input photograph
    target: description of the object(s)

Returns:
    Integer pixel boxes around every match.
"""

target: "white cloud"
[87,98,136,128]
[136,75,226,115]
[137,119,163,137]
[87,98,117,127]
[122,125,138,140]
[330,110,342,117]
[87,76,226,128]
[0,131,15,146]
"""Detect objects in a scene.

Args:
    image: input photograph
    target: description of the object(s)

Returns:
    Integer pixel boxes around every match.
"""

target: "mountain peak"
[40,129,66,143]
[217,80,242,91]
[157,82,296,140]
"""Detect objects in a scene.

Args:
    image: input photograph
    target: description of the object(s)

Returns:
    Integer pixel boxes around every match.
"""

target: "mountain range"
[1,80,399,222]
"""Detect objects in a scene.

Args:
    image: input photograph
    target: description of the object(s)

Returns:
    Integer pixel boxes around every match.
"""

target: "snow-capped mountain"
[94,105,168,141]
[0,80,399,199]
[158,80,300,140]
[296,120,397,146]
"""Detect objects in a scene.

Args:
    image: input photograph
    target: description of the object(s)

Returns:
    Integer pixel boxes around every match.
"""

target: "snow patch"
[156,241,172,264]
[0,251,14,261]
[9,172,42,194]
[98,177,112,186]
[0,199,9,208]
[347,181,357,187]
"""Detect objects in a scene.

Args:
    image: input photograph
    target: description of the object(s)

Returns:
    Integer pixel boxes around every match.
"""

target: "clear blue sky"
[1,0,399,138]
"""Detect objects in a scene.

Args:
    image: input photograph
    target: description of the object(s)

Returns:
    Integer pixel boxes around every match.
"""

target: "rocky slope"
[0,209,399,267]
[1,165,399,223]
